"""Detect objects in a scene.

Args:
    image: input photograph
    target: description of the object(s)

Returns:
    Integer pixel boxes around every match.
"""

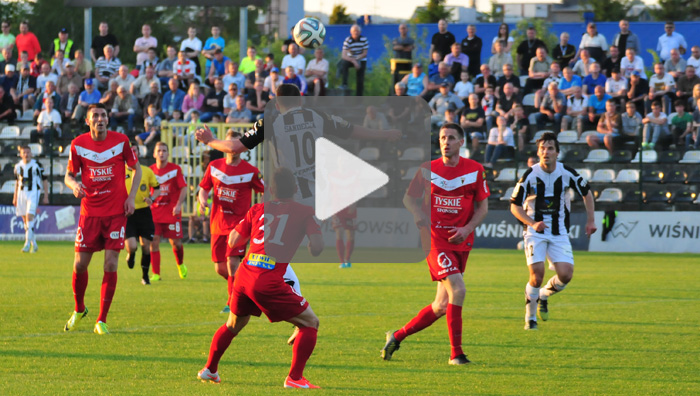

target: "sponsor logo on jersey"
[88,165,115,182]
[216,186,238,202]
[110,231,120,239]
[433,194,463,214]
[75,227,84,242]
[437,252,452,269]
[75,142,125,164]
[168,224,175,230]
[246,253,276,270]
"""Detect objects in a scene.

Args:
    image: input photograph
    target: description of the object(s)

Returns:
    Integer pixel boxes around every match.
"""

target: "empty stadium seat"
[180,164,193,177]
[561,148,588,162]
[0,126,19,139]
[614,169,639,183]
[402,166,420,180]
[517,167,528,179]
[399,147,425,161]
[51,181,64,194]
[632,150,658,163]
[193,166,204,178]
[679,150,700,164]
[642,170,663,183]
[597,188,623,202]
[19,126,34,140]
[171,146,190,159]
[575,168,592,181]
[28,143,43,157]
[577,131,597,144]
[522,93,536,107]
[0,180,15,193]
[657,150,681,163]
[494,167,517,182]
[663,170,688,184]
[459,147,470,159]
[358,147,380,161]
[591,169,615,183]
[138,145,148,158]
[645,189,671,203]
[671,190,697,204]
[695,194,700,205]
[610,150,633,163]
[583,149,610,163]
[500,187,514,201]
[667,112,677,125]
[49,162,65,176]
[557,130,578,143]
[624,190,643,203]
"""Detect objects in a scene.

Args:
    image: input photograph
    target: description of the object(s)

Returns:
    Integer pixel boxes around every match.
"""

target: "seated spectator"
[429,81,463,127]
[33,81,60,121]
[35,97,62,143]
[73,78,100,121]
[688,98,700,149]
[56,61,82,97]
[648,62,676,114]
[587,100,620,154]
[226,95,252,123]
[558,66,582,98]
[454,71,474,100]
[99,79,119,110]
[524,47,551,94]
[690,84,700,112]
[244,58,268,90]
[670,99,693,146]
[141,47,160,72]
[511,104,529,151]
[281,43,305,77]
[494,82,518,123]
[50,50,70,76]
[136,104,161,146]
[582,62,606,96]
[263,67,282,95]
[534,62,562,108]
[1,64,18,96]
[161,77,186,120]
[246,78,268,121]
[601,45,621,78]
[173,50,196,88]
[264,53,275,72]
[496,63,520,99]
[110,65,136,92]
[36,63,57,96]
[426,61,455,101]
[581,85,612,132]
[488,40,513,78]
[200,77,225,122]
[642,100,670,150]
[473,63,496,100]
[110,85,137,133]
[60,82,80,122]
[181,81,204,121]
[130,65,159,101]
[676,66,700,108]
[29,53,48,78]
[572,49,595,77]
[388,83,410,126]
[536,82,567,133]
[664,48,686,81]
[561,86,588,135]
[459,93,485,151]
[222,61,246,96]
[552,32,576,69]
[605,67,627,106]
[444,42,469,82]
[305,47,328,97]
[282,66,303,93]
[443,103,459,125]
[627,71,649,116]
[205,48,231,87]
[223,82,240,114]
[481,86,496,131]
[16,51,31,76]
[13,65,36,114]
[0,85,15,123]
[156,46,177,87]
[620,48,645,80]
[94,44,121,90]
[483,115,515,167]
[427,50,441,78]
[140,81,162,117]
[363,106,389,130]
[619,100,643,147]
[401,63,428,98]
[73,49,92,79]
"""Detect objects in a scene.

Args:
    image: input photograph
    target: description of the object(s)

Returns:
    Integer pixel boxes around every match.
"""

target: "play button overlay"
[314,137,389,221]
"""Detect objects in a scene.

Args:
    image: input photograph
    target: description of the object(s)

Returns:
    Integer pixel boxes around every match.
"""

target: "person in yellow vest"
[50,28,74,62]
[125,145,160,285]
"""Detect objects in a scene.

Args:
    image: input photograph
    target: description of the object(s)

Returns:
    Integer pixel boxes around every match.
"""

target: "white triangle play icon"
[314,137,389,221]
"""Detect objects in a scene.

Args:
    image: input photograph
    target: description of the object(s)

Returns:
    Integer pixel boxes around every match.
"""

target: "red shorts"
[332,214,356,230]
[427,249,470,281]
[211,234,246,263]
[229,274,309,323]
[75,215,127,253]
[154,220,183,239]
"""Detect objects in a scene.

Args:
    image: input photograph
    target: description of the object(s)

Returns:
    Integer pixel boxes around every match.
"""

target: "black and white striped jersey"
[14,159,46,193]
[510,162,590,236]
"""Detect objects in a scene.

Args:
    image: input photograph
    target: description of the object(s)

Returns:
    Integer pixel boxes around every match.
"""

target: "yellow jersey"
[126,165,159,210]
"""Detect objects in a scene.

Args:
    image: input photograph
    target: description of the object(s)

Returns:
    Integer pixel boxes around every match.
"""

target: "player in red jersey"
[333,204,356,269]
[198,129,264,312]
[382,122,489,365]
[197,167,324,388]
[63,103,141,335]
[149,142,188,281]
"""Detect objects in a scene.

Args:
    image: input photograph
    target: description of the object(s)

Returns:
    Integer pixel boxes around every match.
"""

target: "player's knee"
[432,301,448,317]
[529,273,544,287]
[559,272,573,284]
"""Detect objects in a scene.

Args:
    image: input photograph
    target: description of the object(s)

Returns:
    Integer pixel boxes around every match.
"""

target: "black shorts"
[125,207,155,241]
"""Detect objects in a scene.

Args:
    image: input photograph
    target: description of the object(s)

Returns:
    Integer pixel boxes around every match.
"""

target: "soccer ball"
[293,17,326,49]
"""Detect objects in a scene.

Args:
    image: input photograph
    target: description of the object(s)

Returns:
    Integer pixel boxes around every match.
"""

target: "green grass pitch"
[1,242,698,395]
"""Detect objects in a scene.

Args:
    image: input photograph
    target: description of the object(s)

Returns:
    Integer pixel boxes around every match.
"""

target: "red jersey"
[67,131,138,217]
[235,201,320,278]
[407,157,490,251]
[150,162,187,223]
[199,158,264,235]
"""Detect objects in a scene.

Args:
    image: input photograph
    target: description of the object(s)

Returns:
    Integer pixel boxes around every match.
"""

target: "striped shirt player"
[340,25,369,95]
[13,146,48,253]
[510,132,596,330]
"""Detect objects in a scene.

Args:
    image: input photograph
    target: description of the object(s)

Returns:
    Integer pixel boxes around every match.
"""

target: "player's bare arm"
[227,229,249,249]
[42,179,49,204]
[145,186,160,206]
[582,191,597,237]
[196,124,249,154]
[125,164,142,216]
[12,177,18,207]
[173,184,186,216]
[448,198,488,244]
[403,192,429,227]
[65,171,86,199]
[197,187,210,214]
[308,234,324,256]
[510,203,548,233]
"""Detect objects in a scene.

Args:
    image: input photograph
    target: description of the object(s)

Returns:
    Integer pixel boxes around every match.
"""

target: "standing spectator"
[516,26,547,76]
[281,43,306,77]
[664,48,686,81]
[226,95,252,123]
[131,65,159,101]
[156,45,177,87]
[0,85,15,123]
[649,62,676,114]
[173,50,195,88]
[94,44,121,90]
[202,25,225,76]
[239,46,260,75]
[611,19,640,57]
[444,42,469,82]
[90,21,119,62]
[460,25,482,80]
[491,23,514,54]
[73,49,92,79]
[484,115,515,167]
[36,63,58,96]
[454,71,474,100]
[641,100,670,150]
[601,45,622,78]
[180,26,202,76]
[50,28,73,61]
[430,19,455,59]
[536,82,567,133]
[56,61,81,96]
[605,67,628,106]
[305,47,328,97]
[222,62,246,96]
[110,65,136,92]
[60,82,79,121]
[200,77,225,122]
[561,86,588,134]
[263,67,282,95]
[110,85,136,133]
[586,99,620,154]
[524,47,551,94]
[392,23,414,60]
[497,63,520,99]
[620,48,646,80]
[473,63,497,100]
[687,46,700,72]
[581,85,612,132]
[339,24,369,96]
[582,62,606,96]
[246,78,268,120]
[572,49,595,78]
[488,40,513,78]
[161,78,185,120]
[133,24,157,69]
[626,71,649,116]
[181,81,204,121]
[14,65,36,114]
[15,21,40,62]
[576,23,608,65]
[534,63,562,108]
[0,21,15,63]
[205,49,231,87]
[73,78,101,121]
[552,32,576,70]
[676,66,700,107]
[620,100,643,146]
[657,21,687,63]
[459,93,486,151]
[401,63,428,98]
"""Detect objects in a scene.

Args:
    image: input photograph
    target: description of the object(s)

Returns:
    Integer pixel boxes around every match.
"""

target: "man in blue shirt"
[559,66,582,98]
[582,85,611,131]
[205,49,231,87]
[202,26,225,76]
[582,62,607,95]
[161,78,186,120]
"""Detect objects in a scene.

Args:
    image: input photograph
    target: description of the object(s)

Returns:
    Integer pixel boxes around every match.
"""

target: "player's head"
[19,145,31,162]
[271,167,297,199]
[536,132,559,167]
[86,103,108,138]
[225,129,243,160]
[275,83,302,111]
[154,141,169,163]
[439,122,464,159]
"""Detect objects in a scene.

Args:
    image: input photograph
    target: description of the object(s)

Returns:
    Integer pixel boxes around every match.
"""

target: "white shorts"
[15,190,40,217]
[523,233,574,269]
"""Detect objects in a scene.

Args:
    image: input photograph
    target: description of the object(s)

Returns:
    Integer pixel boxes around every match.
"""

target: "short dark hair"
[651,100,661,108]
[272,167,296,199]
[87,103,106,114]
[674,99,686,107]
[536,131,560,152]
[440,122,464,138]
[276,83,302,108]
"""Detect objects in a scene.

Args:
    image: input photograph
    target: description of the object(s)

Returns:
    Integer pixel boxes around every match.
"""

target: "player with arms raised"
[382,122,489,365]
[149,142,188,281]
[510,132,596,330]
[197,167,324,389]
[198,129,264,312]
[64,103,141,335]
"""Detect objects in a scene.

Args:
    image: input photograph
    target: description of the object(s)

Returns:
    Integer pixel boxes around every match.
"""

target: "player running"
[197,167,324,388]
[125,145,160,285]
[13,145,48,253]
[382,122,489,365]
[198,129,264,312]
[64,103,141,335]
[149,142,187,281]
[510,132,596,330]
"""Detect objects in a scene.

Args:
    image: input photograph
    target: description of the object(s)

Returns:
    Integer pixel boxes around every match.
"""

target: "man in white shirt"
[605,67,627,106]
[110,65,136,92]
[35,63,58,96]
[130,65,160,100]
[133,24,157,69]
[304,47,329,96]
[657,21,687,63]
[648,62,676,114]
[686,46,700,72]
[221,61,246,96]
[180,26,202,76]
[172,50,196,88]
[620,48,646,80]
[562,86,588,134]
[281,43,306,76]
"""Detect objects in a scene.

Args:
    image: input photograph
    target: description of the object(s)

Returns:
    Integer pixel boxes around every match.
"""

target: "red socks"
[394,304,439,342]
[335,240,345,263]
[446,304,463,359]
[288,327,318,381]
[206,324,236,373]
[72,271,89,313]
[97,271,117,323]
[173,246,184,266]
[344,239,354,262]
[151,251,161,275]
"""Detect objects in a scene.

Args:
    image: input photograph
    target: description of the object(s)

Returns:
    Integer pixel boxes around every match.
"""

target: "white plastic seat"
[575,168,592,181]
[138,145,148,158]
[51,181,64,194]
[577,130,597,144]
[517,167,528,179]
[402,166,420,180]
[399,147,425,161]
[528,113,537,125]
[614,169,640,183]
[583,149,610,163]
[459,147,470,158]
[20,126,35,139]
[557,130,578,143]
[678,150,700,164]
[597,188,623,202]
[28,143,43,157]
[358,147,380,161]
[522,93,536,107]
[49,162,65,176]
[0,180,16,193]
[180,164,193,177]
[193,165,204,178]
[667,112,677,125]
[171,145,190,159]
[500,187,514,201]
[0,126,19,139]
[632,150,658,163]
[494,167,517,182]
[591,169,615,183]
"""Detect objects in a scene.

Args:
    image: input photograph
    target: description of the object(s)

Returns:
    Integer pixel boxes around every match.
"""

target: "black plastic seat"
[610,150,634,163]
[657,150,681,164]
[642,169,664,184]
[561,148,588,163]
[624,190,643,203]
[645,189,671,203]
[663,170,688,184]
[671,190,697,204]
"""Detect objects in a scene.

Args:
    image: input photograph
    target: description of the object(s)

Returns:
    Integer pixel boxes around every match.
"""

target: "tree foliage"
[412,0,452,24]
[329,4,353,25]
[510,18,558,74]
[650,0,696,21]
[585,0,632,22]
